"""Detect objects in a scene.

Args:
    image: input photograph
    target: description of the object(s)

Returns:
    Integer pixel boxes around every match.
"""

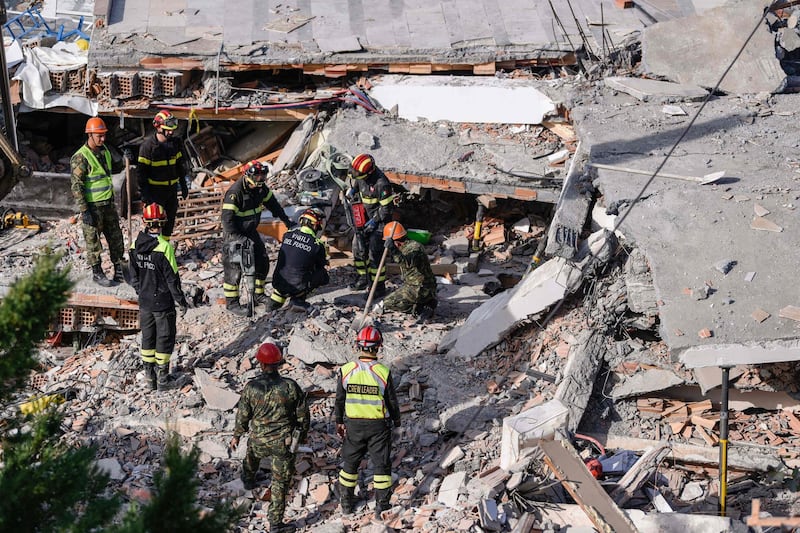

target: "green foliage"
[111,433,245,533]
[0,410,121,532]
[0,251,72,401]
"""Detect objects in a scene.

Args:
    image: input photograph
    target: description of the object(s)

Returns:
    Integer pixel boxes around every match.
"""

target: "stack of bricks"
[138,71,161,97]
[67,66,86,95]
[160,71,187,97]
[48,69,67,92]
[114,71,140,99]
[96,72,116,99]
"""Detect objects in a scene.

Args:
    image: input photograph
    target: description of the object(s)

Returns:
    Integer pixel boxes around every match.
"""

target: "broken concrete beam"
[604,77,708,102]
[439,257,583,358]
[499,399,569,470]
[545,144,590,259]
[554,331,604,433]
[642,3,787,94]
[583,432,783,472]
[611,369,685,400]
[287,329,352,365]
[539,438,638,533]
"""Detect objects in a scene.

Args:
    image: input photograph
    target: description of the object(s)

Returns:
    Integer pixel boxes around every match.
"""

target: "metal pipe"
[719,366,730,516]
[0,3,19,151]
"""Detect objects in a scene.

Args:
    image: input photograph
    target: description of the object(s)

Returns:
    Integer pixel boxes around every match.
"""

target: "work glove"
[384,237,395,251]
[392,425,403,441]
[178,305,187,318]
[181,176,190,200]
[81,210,95,226]
[336,423,347,439]
[345,187,357,201]
[284,218,298,229]
[363,218,376,233]
[122,148,133,162]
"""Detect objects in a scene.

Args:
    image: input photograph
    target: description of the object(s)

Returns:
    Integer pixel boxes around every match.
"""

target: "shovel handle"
[362,246,390,317]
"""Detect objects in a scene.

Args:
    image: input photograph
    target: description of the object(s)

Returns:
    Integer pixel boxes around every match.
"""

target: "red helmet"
[85,117,108,134]
[142,203,167,225]
[153,110,178,131]
[356,325,383,353]
[350,154,375,179]
[256,342,284,365]
[299,208,324,232]
[242,160,270,187]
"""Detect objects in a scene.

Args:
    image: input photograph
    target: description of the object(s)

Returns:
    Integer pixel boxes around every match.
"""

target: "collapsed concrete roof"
[89,0,657,72]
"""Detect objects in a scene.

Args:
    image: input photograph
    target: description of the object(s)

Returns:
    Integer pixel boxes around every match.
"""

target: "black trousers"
[140,308,177,366]
[148,187,179,238]
[341,418,391,477]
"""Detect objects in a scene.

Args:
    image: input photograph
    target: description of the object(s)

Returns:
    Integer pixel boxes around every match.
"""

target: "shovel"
[351,246,390,331]
[589,162,725,185]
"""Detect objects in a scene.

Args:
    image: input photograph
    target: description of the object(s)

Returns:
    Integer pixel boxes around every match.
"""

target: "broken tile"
[779,306,800,322]
[744,271,756,282]
[698,329,713,338]
[753,203,770,216]
[751,308,770,323]
[750,216,783,232]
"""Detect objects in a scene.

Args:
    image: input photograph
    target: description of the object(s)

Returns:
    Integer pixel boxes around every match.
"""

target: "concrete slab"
[611,369,685,399]
[642,3,786,94]
[194,368,240,411]
[439,257,583,358]
[574,87,800,368]
[437,471,466,507]
[499,399,569,470]
[604,76,708,102]
[370,75,556,124]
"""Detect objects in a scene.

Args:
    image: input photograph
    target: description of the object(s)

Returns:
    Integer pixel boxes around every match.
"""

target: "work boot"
[156,364,177,391]
[113,262,125,283]
[91,264,113,287]
[144,362,157,390]
[226,297,251,317]
[289,297,310,312]
[254,293,269,306]
[241,476,256,490]
[268,299,283,312]
[375,488,392,518]
[373,282,386,298]
[350,275,369,291]
[339,483,355,515]
[269,521,297,533]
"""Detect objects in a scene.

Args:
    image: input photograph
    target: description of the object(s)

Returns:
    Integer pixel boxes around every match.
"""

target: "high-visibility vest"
[78,145,114,203]
[341,359,390,420]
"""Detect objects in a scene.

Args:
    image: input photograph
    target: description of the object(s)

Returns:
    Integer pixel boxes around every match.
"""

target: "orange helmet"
[383,221,407,241]
[356,325,383,353]
[153,110,178,131]
[350,154,375,179]
[256,342,284,365]
[142,203,167,225]
[85,117,108,134]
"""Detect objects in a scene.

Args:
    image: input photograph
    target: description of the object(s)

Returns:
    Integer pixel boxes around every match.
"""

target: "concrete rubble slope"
[642,0,786,94]
[571,87,800,369]
[323,103,564,203]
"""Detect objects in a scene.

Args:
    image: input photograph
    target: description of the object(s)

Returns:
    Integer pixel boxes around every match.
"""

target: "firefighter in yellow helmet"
[70,116,126,287]
[335,325,401,518]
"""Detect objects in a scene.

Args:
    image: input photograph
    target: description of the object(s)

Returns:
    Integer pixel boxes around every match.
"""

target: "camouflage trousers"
[244,438,296,524]
[383,283,437,315]
[82,201,125,266]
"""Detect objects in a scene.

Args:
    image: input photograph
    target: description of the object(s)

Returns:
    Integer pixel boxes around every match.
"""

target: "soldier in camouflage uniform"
[70,116,126,287]
[230,342,309,533]
[381,222,438,318]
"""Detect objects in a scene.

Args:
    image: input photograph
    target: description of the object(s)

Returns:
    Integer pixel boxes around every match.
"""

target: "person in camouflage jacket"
[381,222,438,318]
[229,343,309,533]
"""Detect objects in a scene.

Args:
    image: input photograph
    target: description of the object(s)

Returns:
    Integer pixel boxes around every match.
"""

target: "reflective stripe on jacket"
[78,144,113,203]
[340,360,390,420]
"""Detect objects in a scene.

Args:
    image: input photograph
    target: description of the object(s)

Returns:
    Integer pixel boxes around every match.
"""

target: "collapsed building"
[3,0,800,531]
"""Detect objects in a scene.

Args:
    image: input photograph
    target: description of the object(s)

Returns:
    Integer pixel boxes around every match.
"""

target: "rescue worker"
[381,221,438,319]
[335,325,401,518]
[128,203,191,391]
[70,116,126,287]
[268,207,329,312]
[137,110,190,240]
[347,154,395,296]
[230,342,309,533]
[221,160,295,317]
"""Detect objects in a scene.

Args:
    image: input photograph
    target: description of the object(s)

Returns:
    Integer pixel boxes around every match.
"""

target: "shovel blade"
[700,171,725,185]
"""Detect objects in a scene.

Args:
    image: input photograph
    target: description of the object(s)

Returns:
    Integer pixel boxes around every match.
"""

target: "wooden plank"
[539,438,638,533]
[691,415,717,430]
[779,305,800,322]
[694,425,717,447]
[610,443,671,506]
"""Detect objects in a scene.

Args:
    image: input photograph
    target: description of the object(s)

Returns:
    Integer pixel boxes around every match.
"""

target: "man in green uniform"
[70,116,126,287]
[230,343,309,533]
[381,221,438,319]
